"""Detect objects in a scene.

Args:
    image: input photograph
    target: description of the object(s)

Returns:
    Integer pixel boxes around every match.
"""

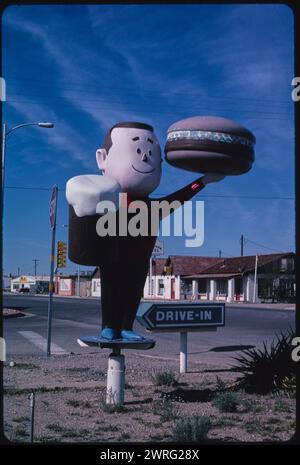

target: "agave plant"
[233,328,296,394]
[281,375,296,398]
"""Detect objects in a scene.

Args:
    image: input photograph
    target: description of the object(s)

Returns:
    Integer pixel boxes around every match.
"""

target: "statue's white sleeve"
[66,175,120,217]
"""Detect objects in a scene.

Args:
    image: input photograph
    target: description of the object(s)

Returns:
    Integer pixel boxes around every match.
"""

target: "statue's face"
[97,127,162,196]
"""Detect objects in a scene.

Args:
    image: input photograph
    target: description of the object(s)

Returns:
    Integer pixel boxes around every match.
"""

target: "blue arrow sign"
[137,302,225,331]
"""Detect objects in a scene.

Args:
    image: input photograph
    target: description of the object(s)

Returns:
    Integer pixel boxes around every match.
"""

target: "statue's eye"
[137,148,141,154]
[149,150,152,156]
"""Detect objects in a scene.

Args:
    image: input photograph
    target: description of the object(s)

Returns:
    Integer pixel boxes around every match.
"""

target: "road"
[3,294,295,367]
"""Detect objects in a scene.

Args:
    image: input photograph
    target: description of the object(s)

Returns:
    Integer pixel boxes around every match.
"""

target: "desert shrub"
[213,392,238,412]
[281,375,296,398]
[172,415,211,442]
[152,399,180,422]
[215,376,226,391]
[150,369,179,387]
[233,329,296,394]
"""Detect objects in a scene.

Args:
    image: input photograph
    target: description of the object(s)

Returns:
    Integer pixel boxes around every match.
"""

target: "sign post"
[46,185,58,357]
[180,332,188,373]
[137,302,225,373]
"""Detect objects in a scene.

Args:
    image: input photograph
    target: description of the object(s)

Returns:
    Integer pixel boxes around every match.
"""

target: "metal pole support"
[29,392,35,443]
[180,332,188,373]
[106,349,125,405]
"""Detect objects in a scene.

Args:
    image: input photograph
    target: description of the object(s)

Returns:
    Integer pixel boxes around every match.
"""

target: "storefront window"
[158,279,164,295]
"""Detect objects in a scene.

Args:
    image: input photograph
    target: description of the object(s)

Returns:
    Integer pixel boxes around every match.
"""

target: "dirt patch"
[3,353,296,443]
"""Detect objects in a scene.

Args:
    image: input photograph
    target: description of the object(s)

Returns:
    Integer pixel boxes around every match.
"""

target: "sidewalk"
[142,297,295,311]
[225,301,295,311]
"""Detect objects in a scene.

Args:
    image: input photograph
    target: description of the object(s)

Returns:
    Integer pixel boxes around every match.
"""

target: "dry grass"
[3,353,296,443]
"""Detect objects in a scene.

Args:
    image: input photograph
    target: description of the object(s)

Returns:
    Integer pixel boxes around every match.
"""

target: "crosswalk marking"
[18,331,68,355]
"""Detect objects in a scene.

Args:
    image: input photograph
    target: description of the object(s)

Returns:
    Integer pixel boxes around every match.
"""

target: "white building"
[91,268,101,297]
[143,253,295,303]
[10,275,50,293]
[90,252,295,304]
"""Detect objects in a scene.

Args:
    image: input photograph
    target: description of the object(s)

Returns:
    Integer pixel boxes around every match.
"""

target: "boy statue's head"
[96,122,162,196]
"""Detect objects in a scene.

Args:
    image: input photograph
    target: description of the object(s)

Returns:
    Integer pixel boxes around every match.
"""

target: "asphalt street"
[3,294,295,367]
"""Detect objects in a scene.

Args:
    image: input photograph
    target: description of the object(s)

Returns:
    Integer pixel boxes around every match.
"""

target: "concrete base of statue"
[77,336,155,405]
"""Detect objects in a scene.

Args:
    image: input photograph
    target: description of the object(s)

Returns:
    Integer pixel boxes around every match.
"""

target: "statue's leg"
[121,260,149,331]
[100,262,122,337]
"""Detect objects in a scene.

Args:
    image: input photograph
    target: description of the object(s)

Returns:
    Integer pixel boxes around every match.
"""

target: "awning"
[182,273,242,279]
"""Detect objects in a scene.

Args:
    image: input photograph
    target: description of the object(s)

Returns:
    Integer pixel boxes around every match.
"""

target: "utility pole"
[77,264,81,297]
[149,256,153,296]
[17,267,20,276]
[219,250,222,258]
[32,259,39,278]
[240,234,245,256]
[253,255,258,303]
[47,185,58,357]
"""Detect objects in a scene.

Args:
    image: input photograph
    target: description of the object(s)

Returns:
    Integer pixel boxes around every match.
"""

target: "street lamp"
[1,121,54,284]
[2,121,54,193]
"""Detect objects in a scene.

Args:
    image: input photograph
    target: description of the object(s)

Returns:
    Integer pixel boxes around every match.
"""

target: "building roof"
[151,258,166,275]
[11,275,50,283]
[168,255,221,276]
[195,252,293,277]
[184,273,241,279]
[91,267,100,279]
[91,252,294,280]
[57,274,91,280]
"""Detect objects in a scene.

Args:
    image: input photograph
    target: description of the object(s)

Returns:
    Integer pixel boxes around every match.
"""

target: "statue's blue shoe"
[121,330,145,341]
[100,328,118,340]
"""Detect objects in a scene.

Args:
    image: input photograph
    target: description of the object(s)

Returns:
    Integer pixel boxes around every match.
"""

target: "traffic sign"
[49,185,58,229]
[153,239,164,256]
[137,302,225,331]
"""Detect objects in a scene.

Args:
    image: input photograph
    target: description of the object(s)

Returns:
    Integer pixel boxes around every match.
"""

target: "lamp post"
[1,121,54,298]
[2,121,54,194]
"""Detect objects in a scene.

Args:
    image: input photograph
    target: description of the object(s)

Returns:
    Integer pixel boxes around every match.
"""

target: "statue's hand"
[66,174,121,217]
[201,173,226,185]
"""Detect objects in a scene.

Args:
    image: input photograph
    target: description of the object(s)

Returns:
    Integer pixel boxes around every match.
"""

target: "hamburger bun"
[165,116,255,175]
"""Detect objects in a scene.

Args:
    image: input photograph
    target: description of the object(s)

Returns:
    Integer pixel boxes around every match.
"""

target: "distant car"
[19,288,30,293]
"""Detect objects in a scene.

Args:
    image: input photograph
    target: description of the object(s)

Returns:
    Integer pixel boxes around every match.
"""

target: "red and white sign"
[49,185,58,229]
[153,239,164,256]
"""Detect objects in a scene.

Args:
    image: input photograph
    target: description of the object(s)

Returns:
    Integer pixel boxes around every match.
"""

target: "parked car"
[19,287,30,293]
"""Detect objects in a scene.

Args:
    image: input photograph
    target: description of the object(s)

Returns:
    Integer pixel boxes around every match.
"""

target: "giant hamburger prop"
[165,116,255,175]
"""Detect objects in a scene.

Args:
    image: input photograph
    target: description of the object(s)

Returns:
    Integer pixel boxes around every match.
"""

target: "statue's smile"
[132,165,155,174]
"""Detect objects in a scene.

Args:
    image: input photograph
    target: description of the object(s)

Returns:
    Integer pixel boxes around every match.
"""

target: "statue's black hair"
[103,122,153,153]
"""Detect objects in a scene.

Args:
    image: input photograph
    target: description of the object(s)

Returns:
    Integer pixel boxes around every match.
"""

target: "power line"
[4,185,295,200]
[6,77,294,107]
[5,99,293,122]
[243,237,287,253]
[6,93,293,117]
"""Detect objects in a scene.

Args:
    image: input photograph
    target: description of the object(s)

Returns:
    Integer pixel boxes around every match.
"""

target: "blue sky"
[2,4,295,276]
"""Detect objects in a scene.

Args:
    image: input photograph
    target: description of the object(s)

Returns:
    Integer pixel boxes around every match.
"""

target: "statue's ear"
[96,148,107,171]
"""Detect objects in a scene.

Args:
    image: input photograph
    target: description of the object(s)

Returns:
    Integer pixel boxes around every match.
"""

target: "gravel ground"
[3,351,296,444]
